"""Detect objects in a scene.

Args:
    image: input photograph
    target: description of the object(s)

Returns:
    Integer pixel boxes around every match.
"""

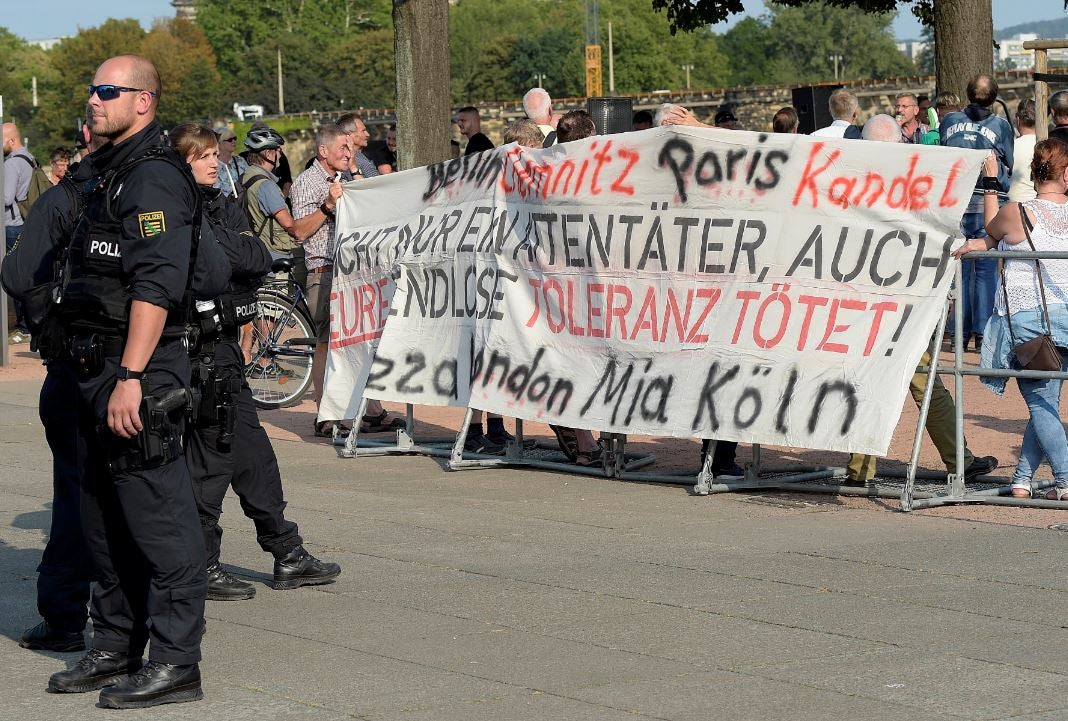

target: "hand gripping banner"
[320,126,985,455]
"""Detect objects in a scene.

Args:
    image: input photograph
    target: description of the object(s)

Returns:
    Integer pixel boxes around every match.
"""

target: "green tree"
[663,27,730,90]
[140,18,225,129]
[0,29,57,153]
[334,28,398,109]
[34,19,146,150]
[767,2,914,82]
[195,0,392,106]
[650,0,997,98]
[719,16,790,85]
[509,27,584,98]
[601,0,682,93]
[449,0,550,102]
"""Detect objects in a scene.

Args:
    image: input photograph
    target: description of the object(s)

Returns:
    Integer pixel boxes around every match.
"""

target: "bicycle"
[244,258,317,409]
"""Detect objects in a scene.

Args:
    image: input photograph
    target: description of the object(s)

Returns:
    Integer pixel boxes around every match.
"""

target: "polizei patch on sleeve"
[138,211,166,238]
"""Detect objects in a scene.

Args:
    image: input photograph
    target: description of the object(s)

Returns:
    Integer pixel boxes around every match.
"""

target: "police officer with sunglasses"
[39,54,229,709]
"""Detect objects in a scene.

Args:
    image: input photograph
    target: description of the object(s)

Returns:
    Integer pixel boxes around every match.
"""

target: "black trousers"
[72,341,206,665]
[36,360,92,632]
[186,340,301,568]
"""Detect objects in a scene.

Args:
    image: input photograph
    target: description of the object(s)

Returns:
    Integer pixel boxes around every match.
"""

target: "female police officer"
[169,123,340,602]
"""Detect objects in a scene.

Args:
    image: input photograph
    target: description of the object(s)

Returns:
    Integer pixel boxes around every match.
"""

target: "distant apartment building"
[997,33,1068,69]
[896,39,929,65]
[28,37,64,51]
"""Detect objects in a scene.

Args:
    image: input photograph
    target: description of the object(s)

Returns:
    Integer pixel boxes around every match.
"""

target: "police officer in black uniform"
[170,123,341,601]
[41,55,229,709]
[1,124,97,654]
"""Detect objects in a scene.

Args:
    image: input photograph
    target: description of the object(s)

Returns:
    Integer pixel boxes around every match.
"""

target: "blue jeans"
[1014,350,1068,489]
[949,212,998,339]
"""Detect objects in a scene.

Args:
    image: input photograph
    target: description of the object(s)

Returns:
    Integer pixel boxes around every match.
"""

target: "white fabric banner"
[320,126,985,455]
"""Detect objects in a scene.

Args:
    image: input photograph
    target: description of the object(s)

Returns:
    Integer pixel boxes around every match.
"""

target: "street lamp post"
[533,73,546,88]
[681,64,694,90]
[828,54,843,81]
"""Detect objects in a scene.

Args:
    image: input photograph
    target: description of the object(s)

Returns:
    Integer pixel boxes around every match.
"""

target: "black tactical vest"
[62,148,199,338]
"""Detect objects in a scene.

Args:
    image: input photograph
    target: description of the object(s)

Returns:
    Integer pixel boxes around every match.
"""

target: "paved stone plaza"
[1,357,1066,720]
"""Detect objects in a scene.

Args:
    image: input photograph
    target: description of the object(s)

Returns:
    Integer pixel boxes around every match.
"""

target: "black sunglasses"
[88,84,158,101]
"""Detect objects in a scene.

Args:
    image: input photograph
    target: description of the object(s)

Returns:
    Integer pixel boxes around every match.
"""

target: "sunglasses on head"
[88,84,158,101]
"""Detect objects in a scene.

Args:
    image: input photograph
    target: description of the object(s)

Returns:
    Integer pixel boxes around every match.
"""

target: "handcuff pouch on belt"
[70,334,109,379]
[107,387,189,474]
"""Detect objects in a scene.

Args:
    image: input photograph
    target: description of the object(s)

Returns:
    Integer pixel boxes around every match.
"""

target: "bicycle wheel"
[245,294,317,409]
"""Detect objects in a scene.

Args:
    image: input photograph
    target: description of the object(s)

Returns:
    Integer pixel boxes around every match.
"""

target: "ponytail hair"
[1031,138,1068,183]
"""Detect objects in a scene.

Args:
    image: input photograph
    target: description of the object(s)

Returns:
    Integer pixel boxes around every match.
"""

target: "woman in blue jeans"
[955,140,1068,500]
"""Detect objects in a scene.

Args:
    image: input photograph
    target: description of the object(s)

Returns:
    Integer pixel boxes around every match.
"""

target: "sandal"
[549,424,579,462]
[361,410,406,433]
[575,443,605,468]
[1044,487,1068,501]
[314,420,350,438]
[1010,483,1032,499]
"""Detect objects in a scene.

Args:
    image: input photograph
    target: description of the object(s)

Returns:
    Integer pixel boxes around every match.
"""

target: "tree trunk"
[934,0,993,99]
[393,0,451,171]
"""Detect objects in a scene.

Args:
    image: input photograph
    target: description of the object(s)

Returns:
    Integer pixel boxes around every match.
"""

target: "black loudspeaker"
[587,97,634,135]
[792,85,842,134]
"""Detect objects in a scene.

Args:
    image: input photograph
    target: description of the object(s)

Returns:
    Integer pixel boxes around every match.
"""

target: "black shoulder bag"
[1003,204,1061,371]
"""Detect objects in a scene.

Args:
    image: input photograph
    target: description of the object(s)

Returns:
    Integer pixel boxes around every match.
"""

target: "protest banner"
[319,126,986,455]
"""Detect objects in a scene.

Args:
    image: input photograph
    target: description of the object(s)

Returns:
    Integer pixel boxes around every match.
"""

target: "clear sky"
[4,0,1063,42]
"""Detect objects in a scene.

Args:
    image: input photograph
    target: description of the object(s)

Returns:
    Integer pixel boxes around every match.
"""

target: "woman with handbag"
[954,139,1068,500]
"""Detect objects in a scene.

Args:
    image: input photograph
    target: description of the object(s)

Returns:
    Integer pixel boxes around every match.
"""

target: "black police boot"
[48,648,142,693]
[20,620,85,652]
[273,545,341,590]
[207,563,256,601]
[98,661,202,709]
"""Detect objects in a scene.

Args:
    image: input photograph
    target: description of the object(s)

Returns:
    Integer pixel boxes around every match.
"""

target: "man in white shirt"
[812,88,861,139]
[1009,98,1037,203]
[522,87,557,146]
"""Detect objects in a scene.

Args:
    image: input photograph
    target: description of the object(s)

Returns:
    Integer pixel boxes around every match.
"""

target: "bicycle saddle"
[271,257,295,274]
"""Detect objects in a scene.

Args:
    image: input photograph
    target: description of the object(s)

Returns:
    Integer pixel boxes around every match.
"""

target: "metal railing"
[902,249,1068,511]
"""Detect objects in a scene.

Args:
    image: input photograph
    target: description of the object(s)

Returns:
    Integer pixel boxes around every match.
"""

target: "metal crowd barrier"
[332,251,1067,511]
[335,399,656,476]
[902,249,1068,511]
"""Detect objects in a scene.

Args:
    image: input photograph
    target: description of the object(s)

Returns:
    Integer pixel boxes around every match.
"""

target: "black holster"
[107,387,189,474]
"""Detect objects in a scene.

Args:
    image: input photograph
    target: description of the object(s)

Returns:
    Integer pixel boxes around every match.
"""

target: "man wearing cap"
[214,125,248,199]
[714,108,739,129]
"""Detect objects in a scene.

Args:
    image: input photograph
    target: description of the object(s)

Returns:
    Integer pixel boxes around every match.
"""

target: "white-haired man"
[813,88,862,139]
[860,113,901,142]
[522,87,557,146]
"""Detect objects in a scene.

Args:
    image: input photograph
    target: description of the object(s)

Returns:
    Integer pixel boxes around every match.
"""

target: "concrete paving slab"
[569,671,965,721]
[718,591,1068,674]
[744,647,1068,720]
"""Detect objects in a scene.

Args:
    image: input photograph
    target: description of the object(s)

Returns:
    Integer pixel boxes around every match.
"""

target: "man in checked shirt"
[290,123,350,437]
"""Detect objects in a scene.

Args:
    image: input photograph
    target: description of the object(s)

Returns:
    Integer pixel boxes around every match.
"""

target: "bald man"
[3,121,37,341]
[42,54,229,708]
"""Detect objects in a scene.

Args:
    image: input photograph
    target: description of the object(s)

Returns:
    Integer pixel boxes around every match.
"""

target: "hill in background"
[996,16,1068,40]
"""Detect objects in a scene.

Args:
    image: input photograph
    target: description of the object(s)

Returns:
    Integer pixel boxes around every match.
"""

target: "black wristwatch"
[116,366,145,381]
[319,202,335,218]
